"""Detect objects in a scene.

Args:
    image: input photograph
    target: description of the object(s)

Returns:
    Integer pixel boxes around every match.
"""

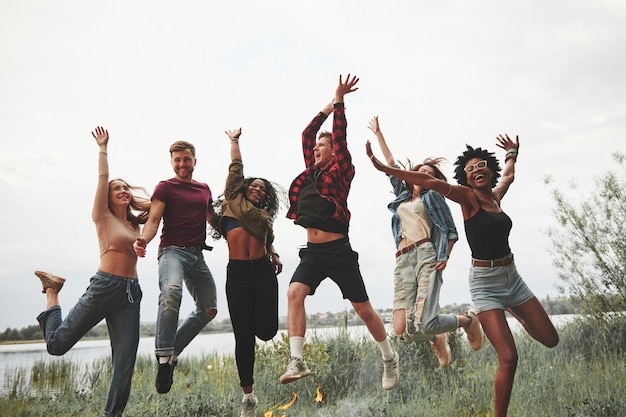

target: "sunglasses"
[464,160,488,173]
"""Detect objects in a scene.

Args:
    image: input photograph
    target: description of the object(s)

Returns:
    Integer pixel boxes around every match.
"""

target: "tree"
[546,152,626,320]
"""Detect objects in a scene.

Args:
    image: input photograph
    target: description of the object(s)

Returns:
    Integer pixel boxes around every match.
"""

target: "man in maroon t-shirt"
[134,140,217,394]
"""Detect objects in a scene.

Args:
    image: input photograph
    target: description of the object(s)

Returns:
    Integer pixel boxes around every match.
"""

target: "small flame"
[313,383,323,403]
[277,391,297,410]
[264,391,298,416]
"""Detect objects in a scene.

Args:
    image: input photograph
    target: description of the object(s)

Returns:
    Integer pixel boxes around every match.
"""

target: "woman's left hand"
[496,134,519,152]
[435,260,448,271]
[272,255,283,275]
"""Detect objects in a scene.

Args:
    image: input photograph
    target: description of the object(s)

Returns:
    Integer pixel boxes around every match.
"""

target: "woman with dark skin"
[214,127,283,417]
[366,134,559,417]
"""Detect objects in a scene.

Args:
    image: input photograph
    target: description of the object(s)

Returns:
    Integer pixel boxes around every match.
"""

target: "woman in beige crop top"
[34,126,150,417]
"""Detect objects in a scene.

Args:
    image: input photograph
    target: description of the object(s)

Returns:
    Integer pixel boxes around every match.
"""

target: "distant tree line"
[0,296,577,343]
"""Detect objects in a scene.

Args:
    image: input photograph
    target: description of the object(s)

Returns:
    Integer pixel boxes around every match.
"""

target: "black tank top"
[295,173,348,235]
[464,207,512,260]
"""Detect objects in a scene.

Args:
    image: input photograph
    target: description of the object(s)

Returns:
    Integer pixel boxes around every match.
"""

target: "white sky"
[1,0,624,330]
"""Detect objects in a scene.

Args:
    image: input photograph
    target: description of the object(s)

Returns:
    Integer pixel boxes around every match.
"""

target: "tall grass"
[1,319,625,417]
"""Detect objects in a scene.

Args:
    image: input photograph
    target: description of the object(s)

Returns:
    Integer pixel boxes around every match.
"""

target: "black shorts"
[290,237,369,303]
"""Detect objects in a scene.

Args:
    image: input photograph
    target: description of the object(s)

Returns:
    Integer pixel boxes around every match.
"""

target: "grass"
[1,320,625,416]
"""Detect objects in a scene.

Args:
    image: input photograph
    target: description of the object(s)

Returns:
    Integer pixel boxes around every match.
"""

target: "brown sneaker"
[430,333,451,367]
[464,309,486,351]
[35,271,66,294]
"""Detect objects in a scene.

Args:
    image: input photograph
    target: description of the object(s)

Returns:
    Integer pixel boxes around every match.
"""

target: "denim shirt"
[387,174,458,262]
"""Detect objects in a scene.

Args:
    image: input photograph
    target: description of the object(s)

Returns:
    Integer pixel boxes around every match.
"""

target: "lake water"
[0,326,374,394]
[0,315,574,394]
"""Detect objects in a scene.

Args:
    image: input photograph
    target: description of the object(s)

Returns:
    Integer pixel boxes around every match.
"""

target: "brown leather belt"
[395,238,431,258]
[472,254,514,267]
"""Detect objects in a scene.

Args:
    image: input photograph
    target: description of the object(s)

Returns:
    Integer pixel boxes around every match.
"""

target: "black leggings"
[226,257,278,387]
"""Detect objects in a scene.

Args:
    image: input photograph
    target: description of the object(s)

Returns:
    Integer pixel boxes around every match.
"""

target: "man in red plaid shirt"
[279,74,399,391]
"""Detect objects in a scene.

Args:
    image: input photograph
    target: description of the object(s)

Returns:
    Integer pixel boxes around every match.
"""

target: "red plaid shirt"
[287,103,354,227]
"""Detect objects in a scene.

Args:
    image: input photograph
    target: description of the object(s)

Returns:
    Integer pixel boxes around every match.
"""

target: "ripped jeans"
[393,242,457,342]
[37,270,142,417]
[155,246,217,358]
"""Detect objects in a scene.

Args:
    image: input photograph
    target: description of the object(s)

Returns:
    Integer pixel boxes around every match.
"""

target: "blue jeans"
[393,242,457,341]
[156,246,217,357]
[36,271,142,417]
[468,261,535,312]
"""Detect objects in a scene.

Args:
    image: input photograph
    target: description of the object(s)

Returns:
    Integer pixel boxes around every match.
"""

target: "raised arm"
[226,128,242,162]
[366,140,475,207]
[301,101,333,167]
[91,126,110,220]
[334,73,359,104]
[367,116,396,167]
[493,134,519,201]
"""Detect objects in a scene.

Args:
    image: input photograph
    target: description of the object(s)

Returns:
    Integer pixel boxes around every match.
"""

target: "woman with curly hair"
[367,116,485,368]
[35,126,150,417]
[213,127,283,417]
[366,134,558,417]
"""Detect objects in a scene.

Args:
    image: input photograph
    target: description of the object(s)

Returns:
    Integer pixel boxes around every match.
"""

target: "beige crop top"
[92,151,139,260]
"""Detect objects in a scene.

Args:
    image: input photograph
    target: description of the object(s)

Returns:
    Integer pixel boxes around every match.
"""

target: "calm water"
[0,316,574,394]
[0,326,373,394]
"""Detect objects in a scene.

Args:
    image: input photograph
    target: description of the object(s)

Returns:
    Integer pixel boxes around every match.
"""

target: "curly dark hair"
[242,177,281,218]
[209,177,287,240]
[453,145,501,188]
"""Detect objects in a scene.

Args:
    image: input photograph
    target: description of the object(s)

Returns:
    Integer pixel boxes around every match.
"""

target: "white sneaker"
[279,356,311,384]
[240,393,258,417]
[381,351,399,390]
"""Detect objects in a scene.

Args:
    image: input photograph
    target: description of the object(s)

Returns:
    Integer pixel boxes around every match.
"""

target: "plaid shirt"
[287,103,354,226]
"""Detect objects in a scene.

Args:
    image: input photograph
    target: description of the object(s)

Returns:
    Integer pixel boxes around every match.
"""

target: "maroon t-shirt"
[152,178,213,248]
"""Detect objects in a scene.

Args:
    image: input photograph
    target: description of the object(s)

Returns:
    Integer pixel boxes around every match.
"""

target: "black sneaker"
[155,360,176,394]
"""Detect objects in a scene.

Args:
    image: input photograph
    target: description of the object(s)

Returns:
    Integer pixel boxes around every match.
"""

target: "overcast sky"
[1,1,624,331]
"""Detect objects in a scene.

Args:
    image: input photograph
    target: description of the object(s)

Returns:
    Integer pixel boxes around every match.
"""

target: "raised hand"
[367,116,380,135]
[91,126,109,147]
[365,140,385,171]
[335,74,359,102]
[225,128,242,141]
[496,134,519,153]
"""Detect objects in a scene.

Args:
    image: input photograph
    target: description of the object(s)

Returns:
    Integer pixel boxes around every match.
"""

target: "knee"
[206,308,217,321]
[420,319,439,335]
[498,350,518,372]
[161,287,183,308]
[47,343,70,356]
[354,305,377,322]
[286,285,306,305]
[257,330,277,342]
[393,322,405,336]
[545,332,559,348]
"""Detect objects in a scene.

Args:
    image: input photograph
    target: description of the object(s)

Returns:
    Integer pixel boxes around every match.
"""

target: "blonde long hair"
[108,178,151,228]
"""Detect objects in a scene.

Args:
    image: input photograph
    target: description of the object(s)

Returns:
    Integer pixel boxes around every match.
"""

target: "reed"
[1,321,625,416]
